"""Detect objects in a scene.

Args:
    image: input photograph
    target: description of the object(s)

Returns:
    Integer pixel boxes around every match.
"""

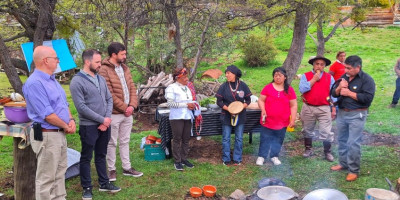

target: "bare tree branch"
[4,32,27,42]
[324,15,350,42]
[233,8,296,30]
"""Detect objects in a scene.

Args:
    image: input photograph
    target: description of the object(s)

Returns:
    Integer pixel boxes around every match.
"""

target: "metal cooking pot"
[303,189,348,200]
[257,186,298,200]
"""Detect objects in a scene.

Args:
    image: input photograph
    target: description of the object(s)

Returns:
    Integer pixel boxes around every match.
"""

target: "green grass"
[1,25,400,199]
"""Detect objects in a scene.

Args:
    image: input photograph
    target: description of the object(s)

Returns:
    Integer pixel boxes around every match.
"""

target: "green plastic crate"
[144,144,166,161]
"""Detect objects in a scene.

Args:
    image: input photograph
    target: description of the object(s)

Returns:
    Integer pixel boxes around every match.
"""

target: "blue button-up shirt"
[299,70,337,102]
[23,69,70,129]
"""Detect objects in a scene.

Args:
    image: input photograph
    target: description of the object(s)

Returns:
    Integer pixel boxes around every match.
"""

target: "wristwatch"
[69,118,76,122]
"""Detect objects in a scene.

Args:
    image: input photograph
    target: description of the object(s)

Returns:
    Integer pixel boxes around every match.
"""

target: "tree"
[307,1,350,56]
[282,0,311,84]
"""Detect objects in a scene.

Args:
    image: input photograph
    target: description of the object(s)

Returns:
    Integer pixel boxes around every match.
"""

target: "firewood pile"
[138,72,173,113]
[137,71,221,113]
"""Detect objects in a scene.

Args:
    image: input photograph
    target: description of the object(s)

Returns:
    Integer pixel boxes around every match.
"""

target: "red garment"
[187,81,196,101]
[260,83,296,130]
[329,61,345,80]
[303,71,331,106]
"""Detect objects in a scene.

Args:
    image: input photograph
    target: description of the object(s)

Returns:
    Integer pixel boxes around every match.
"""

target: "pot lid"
[4,101,26,107]
[303,189,348,200]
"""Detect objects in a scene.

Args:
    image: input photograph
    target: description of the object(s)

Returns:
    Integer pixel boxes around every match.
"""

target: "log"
[13,137,36,200]
[142,72,165,100]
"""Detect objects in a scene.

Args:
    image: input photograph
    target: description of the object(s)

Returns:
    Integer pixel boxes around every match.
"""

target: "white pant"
[106,114,133,171]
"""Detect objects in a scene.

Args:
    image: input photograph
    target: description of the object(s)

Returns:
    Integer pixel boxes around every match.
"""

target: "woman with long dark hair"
[216,65,252,166]
[256,67,297,166]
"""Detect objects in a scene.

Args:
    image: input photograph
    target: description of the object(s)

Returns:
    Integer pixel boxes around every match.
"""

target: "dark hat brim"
[308,56,331,66]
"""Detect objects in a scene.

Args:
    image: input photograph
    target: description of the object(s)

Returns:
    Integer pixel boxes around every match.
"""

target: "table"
[0,121,32,149]
[155,107,262,155]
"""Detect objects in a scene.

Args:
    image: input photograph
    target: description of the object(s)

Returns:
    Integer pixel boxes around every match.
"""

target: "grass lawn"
[1,25,400,199]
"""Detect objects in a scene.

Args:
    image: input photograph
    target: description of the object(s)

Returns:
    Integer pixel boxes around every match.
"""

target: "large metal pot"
[257,186,298,200]
[303,189,348,200]
[365,188,400,200]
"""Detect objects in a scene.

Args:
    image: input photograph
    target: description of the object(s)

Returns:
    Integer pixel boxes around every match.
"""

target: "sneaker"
[82,187,92,200]
[256,157,264,166]
[388,104,396,108]
[222,161,230,166]
[233,161,241,166]
[123,168,143,177]
[109,170,116,181]
[303,149,313,157]
[99,182,121,193]
[174,162,184,171]
[182,160,194,168]
[271,157,281,165]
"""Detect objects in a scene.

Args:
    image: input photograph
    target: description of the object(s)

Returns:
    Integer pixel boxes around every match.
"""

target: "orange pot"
[190,187,202,198]
[202,185,216,197]
[147,135,157,141]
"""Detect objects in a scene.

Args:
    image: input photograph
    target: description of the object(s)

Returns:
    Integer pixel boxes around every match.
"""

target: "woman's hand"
[288,118,295,128]
[187,103,195,110]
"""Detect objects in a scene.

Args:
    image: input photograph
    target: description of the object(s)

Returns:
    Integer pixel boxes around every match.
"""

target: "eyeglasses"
[45,57,60,61]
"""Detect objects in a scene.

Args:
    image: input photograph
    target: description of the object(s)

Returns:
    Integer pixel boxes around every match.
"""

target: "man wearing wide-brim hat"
[299,55,336,162]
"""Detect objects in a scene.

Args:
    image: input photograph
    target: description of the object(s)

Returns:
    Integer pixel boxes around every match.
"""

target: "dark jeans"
[79,125,111,188]
[258,126,286,158]
[170,119,192,163]
[392,77,400,104]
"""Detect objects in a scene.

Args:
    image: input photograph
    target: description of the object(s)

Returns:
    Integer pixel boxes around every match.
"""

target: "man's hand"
[338,78,348,89]
[187,103,195,110]
[243,103,248,109]
[103,117,112,127]
[313,70,321,82]
[331,107,337,120]
[125,106,134,117]
[98,124,108,131]
[64,124,74,134]
[340,88,352,96]
[67,119,76,134]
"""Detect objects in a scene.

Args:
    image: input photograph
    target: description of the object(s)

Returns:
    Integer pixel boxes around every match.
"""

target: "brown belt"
[42,128,64,132]
[342,108,368,112]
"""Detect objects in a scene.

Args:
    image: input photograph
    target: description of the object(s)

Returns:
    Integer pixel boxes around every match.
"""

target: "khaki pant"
[30,130,67,200]
[106,114,133,171]
[300,104,334,142]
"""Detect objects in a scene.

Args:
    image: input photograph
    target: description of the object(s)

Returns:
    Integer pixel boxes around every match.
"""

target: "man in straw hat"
[299,56,336,162]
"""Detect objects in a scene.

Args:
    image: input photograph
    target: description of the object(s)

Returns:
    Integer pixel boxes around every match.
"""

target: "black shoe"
[82,187,92,200]
[99,182,121,193]
[222,161,230,166]
[174,162,184,171]
[182,160,194,168]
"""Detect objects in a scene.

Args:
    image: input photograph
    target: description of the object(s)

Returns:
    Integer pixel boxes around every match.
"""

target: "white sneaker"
[271,157,281,165]
[256,157,264,166]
